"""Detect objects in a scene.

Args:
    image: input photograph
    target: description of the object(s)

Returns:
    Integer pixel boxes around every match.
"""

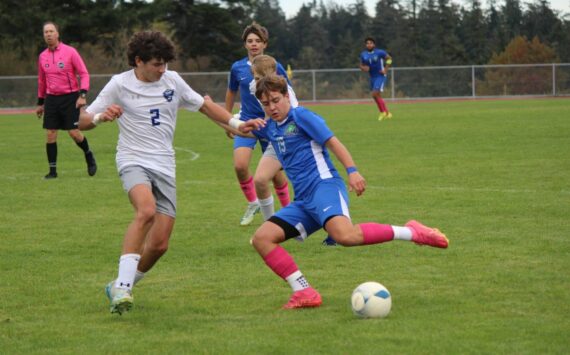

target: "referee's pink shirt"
[37,42,90,98]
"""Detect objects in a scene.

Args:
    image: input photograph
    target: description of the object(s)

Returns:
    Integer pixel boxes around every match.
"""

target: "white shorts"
[119,165,177,218]
[262,142,279,160]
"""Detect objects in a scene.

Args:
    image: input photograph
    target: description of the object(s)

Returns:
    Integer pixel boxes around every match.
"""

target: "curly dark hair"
[241,22,269,43]
[127,31,176,67]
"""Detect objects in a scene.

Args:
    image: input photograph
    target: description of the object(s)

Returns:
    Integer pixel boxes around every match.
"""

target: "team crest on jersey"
[284,122,298,136]
[163,89,174,102]
[58,62,64,69]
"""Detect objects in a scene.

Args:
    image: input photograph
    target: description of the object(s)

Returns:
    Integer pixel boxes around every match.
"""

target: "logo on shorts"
[58,61,64,69]
[285,122,298,136]
[163,89,174,102]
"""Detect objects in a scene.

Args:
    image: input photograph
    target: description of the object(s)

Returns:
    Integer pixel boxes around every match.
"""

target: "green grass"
[1,98,569,353]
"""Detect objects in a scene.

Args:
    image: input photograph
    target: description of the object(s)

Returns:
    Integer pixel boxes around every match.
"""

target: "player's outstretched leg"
[406,220,449,248]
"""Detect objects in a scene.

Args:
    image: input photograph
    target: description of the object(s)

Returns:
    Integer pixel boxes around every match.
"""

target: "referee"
[36,21,96,179]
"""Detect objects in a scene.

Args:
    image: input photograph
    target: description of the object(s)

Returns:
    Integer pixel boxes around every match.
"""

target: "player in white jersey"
[78,31,262,315]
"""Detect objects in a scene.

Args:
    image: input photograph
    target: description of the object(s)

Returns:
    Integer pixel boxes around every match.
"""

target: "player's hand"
[380,68,387,75]
[76,97,87,109]
[225,130,235,139]
[36,105,44,119]
[239,118,266,133]
[101,104,123,122]
[348,172,366,196]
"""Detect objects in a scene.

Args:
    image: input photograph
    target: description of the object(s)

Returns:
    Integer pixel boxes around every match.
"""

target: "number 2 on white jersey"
[150,109,160,126]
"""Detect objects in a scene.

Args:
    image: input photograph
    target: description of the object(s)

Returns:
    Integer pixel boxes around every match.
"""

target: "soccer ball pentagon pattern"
[351,281,392,318]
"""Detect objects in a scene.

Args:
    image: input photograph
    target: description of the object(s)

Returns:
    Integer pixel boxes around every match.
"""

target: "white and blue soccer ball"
[351,281,392,318]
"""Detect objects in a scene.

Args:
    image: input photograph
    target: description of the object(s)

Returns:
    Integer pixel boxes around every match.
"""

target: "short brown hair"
[255,74,288,100]
[242,22,269,43]
[251,55,277,78]
[43,21,59,32]
[127,31,176,67]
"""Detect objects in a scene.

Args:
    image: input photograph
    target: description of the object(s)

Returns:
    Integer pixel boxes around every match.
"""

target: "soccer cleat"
[110,288,133,315]
[322,235,337,246]
[406,220,449,249]
[240,203,260,226]
[44,172,58,180]
[283,287,322,309]
[378,112,386,121]
[384,112,393,119]
[105,280,117,302]
[86,152,97,176]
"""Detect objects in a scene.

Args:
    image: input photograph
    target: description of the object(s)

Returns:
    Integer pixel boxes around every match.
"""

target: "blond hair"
[251,55,277,78]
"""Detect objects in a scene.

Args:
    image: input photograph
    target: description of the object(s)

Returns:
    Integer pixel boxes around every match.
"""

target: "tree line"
[0,0,568,76]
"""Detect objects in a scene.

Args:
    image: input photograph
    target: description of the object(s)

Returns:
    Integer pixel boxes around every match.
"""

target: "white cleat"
[240,203,260,226]
[110,288,133,315]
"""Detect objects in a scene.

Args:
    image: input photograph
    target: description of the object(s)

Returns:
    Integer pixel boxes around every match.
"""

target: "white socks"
[286,270,310,291]
[115,253,140,290]
[392,226,413,241]
[259,196,275,220]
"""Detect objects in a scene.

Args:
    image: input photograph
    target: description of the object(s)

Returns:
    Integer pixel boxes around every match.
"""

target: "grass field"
[1,98,569,353]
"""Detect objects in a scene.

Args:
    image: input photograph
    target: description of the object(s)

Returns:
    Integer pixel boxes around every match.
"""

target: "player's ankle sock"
[274,182,290,207]
[359,223,394,245]
[133,270,145,286]
[76,136,90,153]
[239,176,258,203]
[46,142,57,173]
[263,245,299,280]
[285,270,310,292]
[259,196,275,220]
[392,226,413,241]
[115,253,140,291]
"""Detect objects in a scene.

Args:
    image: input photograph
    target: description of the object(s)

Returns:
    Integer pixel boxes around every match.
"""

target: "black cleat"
[86,153,97,176]
[44,172,58,180]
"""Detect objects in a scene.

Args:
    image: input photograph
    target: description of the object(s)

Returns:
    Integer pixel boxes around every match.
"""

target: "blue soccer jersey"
[360,48,389,78]
[228,57,288,120]
[253,106,341,200]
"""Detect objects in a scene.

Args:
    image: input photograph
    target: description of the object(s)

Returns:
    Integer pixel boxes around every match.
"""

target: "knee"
[148,239,169,256]
[254,174,270,191]
[251,229,274,252]
[135,205,156,225]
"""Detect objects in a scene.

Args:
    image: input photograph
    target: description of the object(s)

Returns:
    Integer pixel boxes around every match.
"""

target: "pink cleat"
[406,220,449,249]
[283,287,322,309]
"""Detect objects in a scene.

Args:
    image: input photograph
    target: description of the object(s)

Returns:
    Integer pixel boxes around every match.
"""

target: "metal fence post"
[391,68,395,99]
[312,70,316,102]
[472,66,476,97]
[552,64,556,96]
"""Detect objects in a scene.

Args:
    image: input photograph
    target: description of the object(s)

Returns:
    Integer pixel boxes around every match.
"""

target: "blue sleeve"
[377,49,388,59]
[295,108,334,146]
[360,52,367,65]
[228,64,239,91]
[252,125,268,140]
[276,62,288,80]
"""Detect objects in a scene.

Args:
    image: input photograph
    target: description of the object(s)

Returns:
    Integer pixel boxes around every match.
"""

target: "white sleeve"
[174,72,205,112]
[86,76,120,114]
[288,85,299,108]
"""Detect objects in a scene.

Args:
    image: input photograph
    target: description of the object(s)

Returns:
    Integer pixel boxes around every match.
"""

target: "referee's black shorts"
[43,92,80,130]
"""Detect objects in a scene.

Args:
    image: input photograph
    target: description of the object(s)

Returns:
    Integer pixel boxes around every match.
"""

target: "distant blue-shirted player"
[249,75,449,309]
[359,37,392,121]
[225,22,291,226]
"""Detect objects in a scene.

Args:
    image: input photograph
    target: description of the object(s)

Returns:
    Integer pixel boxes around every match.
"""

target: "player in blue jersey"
[359,37,392,121]
[225,22,291,226]
[250,75,449,309]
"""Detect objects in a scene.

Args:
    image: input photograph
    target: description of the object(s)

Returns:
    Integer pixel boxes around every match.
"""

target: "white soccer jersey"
[87,70,204,177]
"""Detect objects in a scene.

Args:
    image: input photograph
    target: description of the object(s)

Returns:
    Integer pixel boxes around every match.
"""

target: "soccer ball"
[351,281,392,318]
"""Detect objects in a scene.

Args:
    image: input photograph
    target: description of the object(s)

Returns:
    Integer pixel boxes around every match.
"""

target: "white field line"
[175,146,200,161]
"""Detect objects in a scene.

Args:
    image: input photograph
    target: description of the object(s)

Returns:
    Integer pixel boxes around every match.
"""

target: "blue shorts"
[273,178,350,242]
[233,135,270,152]
[370,76,386,92]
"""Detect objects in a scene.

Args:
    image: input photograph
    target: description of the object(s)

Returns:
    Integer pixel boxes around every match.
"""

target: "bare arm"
[225,88,236,113]
[325,136,366,196]
[199,99,263,137]
[359,63,370,72]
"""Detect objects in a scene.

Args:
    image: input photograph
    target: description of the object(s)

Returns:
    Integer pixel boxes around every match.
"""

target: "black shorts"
[43,92,80,130]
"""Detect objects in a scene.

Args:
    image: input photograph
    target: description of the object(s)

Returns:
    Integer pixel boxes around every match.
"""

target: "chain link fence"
[1,63,569,109]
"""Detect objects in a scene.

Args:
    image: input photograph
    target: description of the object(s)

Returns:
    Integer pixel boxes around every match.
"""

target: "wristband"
[229,117,244,130]
[386,59,392,65]
[346,166,358,175]
[92,113,103,126]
